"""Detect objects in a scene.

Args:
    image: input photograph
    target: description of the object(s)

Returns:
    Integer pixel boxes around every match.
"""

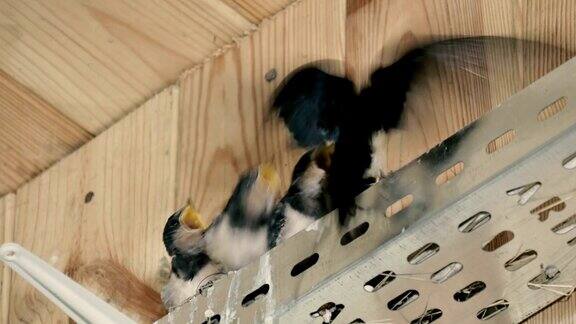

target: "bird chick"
[161,165,281,309]
[268,144,333,248]
[274,37,538,225]
[203,164,280,270]
[161,204,223,309]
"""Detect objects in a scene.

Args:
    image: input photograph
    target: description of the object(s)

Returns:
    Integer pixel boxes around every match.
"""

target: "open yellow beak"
[258,163,281,192]
[313,143,335,170]
[179,204,207,230]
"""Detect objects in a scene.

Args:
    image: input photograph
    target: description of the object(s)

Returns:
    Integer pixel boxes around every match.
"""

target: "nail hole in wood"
[265,69,277,82]
[84,191,94,203]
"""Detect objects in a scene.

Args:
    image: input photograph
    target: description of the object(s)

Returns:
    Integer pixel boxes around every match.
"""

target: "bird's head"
[162,203,207,256]
[223,164,281,227]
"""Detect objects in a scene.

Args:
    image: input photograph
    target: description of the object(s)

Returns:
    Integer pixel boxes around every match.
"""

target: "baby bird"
[274,37,537,225]
[161,165,281,309]
[268,144,334,248]
[161,204,223,309]
[203,164,280,270]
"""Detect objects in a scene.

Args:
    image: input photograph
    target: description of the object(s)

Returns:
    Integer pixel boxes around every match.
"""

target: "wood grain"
[346,0,575,174]
[525,296,576,323]
[176,0,346,219]
[0,0,254,134]
[220,0,296,23]
[0,70,92,196]
[0,193,15,324]
[7,86,179,323]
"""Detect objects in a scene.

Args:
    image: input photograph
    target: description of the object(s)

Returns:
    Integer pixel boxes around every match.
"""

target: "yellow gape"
[179,204,207,230]
[258,164,281,191]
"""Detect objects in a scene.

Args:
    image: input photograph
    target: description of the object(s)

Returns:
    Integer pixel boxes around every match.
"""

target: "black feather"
[273,67,355,147]
[162,210,183,256]
[171,251,212,281]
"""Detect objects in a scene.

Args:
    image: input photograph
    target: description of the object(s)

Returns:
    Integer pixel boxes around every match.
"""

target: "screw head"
[265,69,277,82]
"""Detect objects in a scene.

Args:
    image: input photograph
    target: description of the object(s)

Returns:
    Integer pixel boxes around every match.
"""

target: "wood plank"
[346,0,575,173]
[0,0,254,134]
[0,69,92,196]
[176,0,346,219]
[7,86,179,323]
[221,0,296,23]
[524,296,576,323]
[0,193,15,324]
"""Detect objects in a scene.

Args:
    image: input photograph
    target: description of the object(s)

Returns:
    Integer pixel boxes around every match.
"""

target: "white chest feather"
[161,262,221,309]
[204,219,268,270]
[365,130,389,180]
[281,205,315,241]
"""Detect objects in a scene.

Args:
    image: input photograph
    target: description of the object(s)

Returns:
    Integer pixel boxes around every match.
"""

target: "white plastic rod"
[0,243,136,324]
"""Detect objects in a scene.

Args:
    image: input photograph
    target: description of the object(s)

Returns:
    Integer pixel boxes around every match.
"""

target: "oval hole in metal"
[201,314,221,324]
[454,281,486,302]
[563,152,576,170]
[410,308,443,324]
[482,230,514,252]
[530,196,566,222]
[568,236,576,246]
[385,194,413,217]
[387,290,419,311]
[364,270,396,293]
[528,265,561,290]
[435,162,464,185]
[551,214,576,234]
[430,262,463,283]
[458,212,491,233]
[504,250,538,271]
[407,243,440,265]
[241,284,270,307]
[350,319,365,323]
[291,253,319,277]
[486,129,516,154]
[476,299,509,320]
[340,222,369,246]
[309,302,344,322]
[537,97,567,121]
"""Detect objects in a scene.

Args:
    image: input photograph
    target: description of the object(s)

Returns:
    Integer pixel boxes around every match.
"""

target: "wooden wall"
[1,0,575,322]
[0,0,296,196]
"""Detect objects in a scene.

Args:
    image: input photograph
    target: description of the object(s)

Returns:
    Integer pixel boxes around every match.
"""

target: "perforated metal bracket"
[159,57,576,324]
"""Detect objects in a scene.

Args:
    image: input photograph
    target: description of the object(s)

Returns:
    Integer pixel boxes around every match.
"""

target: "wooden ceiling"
[0,0,295,195]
